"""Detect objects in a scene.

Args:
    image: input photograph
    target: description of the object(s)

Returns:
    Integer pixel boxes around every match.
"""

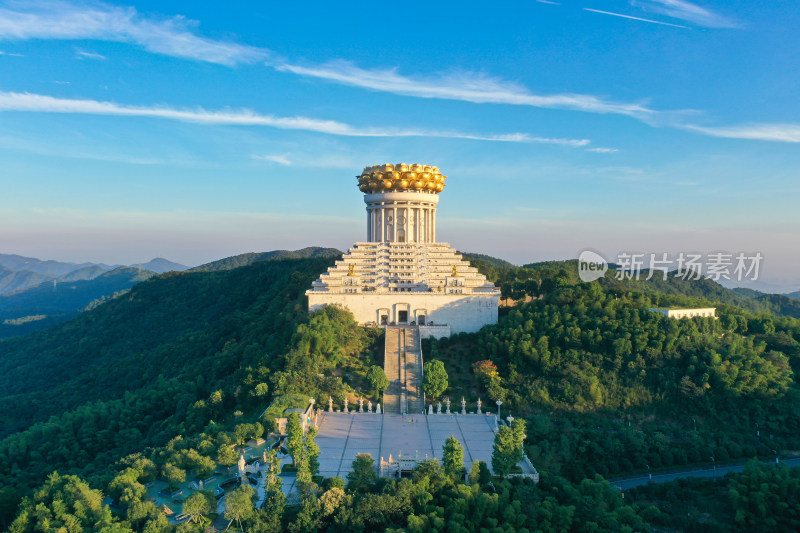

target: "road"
[608,457,800,491]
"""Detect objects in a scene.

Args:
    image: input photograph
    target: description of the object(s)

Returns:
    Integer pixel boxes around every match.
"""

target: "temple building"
[307,163,499,335]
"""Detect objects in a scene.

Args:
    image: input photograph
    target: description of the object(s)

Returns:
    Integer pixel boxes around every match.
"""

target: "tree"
[366,365,390,399]
[491,420,526,476]
[305,426,321,476]
[234,424,252,446]
[162,463,186,489]
[182,492,211,524]
[472,360,499,384]
[422,360,448,399]
[412,459,449,492]
[295,446,314,499]
[127,501,161,531]
[469,460,491,486]
[209,390,224,418]
[224,485,254,531]
[108,468,146,506]
[194,455,216,478]
[8,472,126,533]
[346,455,377,492]
[322,477,345,491]
[286,413,303,466]
[442,436,465,480]
[319,487,346,517]
[265,449,282,490]
[251,491,285,532]
[216,443,239,469]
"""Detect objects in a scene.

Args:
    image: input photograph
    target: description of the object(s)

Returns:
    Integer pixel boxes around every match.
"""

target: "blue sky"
[0,0,798,290]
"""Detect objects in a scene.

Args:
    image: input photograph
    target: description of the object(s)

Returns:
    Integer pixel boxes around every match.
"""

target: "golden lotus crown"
[357,163,446,194]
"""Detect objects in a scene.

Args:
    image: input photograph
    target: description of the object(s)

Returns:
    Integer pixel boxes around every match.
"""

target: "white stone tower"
[307,163,499,335]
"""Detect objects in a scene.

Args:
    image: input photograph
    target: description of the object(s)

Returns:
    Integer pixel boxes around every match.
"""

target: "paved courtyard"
[315,412,500,478]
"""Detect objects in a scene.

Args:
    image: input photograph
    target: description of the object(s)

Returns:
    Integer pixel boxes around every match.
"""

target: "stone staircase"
[382,326,425,414]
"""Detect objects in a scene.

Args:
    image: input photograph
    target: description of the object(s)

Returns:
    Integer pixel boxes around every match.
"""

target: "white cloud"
[252,153,292,165]
[0,90,591,145]
[633,0,738,29]
[0,49,23,56]
[0,0,268,65]
[583,8,689,29]
[684,123,800,143]
[275,60,657,120]
[0,2,674,125]
[586,147,619,153]
[76,49,106,60]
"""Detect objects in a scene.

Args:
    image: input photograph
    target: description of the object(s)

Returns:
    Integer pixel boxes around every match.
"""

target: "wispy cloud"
[76,49,106,60]
[633,0,738,28]
[252,153,292,165]
[535,0,560,5]
[0,91,591,145]
[0,49,23,56]
[583,8,689,29]
[276,60,657,120]
[683,123,800,143]
[0,0,268,65]
[586,147,619,153]
[0,2,671,125]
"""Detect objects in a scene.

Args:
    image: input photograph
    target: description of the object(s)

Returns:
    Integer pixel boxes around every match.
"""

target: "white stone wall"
[308,292,498,334]
[650,307,716,319]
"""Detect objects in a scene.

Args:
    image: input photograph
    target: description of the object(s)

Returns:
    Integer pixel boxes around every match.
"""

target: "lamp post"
[496,400,502,419]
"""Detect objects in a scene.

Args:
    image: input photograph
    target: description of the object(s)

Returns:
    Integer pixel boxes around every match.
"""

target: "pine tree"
[442,436,465,480]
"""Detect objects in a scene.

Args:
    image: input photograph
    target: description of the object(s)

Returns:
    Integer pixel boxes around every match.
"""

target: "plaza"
[315,411,503,478]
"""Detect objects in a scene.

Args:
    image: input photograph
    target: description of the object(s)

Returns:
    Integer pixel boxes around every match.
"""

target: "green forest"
[1,252,800,531]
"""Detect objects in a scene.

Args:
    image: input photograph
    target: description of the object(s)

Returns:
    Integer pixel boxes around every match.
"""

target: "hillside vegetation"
[428,261,800,482]
[3,252,800,531]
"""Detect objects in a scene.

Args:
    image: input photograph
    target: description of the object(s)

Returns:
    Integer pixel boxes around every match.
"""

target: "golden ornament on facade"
[356,163,447,194]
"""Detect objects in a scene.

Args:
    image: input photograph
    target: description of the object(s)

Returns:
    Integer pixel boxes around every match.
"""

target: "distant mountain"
[0,266,51,294]
[0,253,117,295]
[57,264,109,282]
[0,267,156,339]
[190,247,342,272]
[787,290,800,299]
[0,253,111,277]
[130,257,188,273]
[0,253,188,295]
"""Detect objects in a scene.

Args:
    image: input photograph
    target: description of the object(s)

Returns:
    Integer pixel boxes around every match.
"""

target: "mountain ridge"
[189,246,342,272]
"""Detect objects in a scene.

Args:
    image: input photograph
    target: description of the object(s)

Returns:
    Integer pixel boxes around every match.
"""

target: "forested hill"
[0,257,335,440]
[465,255,800,319]
[3,250,800,530]
[189,246,342,272]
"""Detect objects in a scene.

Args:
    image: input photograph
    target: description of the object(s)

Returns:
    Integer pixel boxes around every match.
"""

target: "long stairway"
[382,326,424,414]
